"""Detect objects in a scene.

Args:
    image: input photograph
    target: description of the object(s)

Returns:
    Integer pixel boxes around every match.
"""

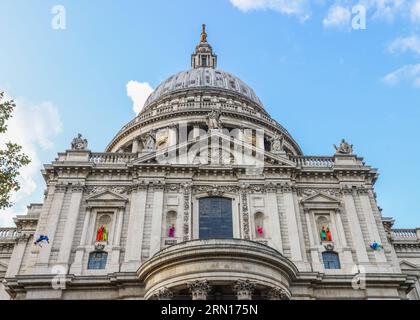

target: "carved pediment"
[301,192,341,210]
[400,260,420,271]
[132,131,296,167]
[0,261,8,272]
[86,190,127,208]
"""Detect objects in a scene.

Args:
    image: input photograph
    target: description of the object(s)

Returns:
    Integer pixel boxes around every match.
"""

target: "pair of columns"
[152,280,290,300]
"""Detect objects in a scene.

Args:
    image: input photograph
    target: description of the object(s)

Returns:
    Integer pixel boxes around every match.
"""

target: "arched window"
[166,211,177,238]
[88,251,108,270]
[255,212,265,238]
[322,252,341,269]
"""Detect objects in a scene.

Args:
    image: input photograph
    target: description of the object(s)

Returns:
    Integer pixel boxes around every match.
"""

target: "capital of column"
[233,280,256,300]
[266,287,290,300]
[152,287,174,300]
[187,280,211,300]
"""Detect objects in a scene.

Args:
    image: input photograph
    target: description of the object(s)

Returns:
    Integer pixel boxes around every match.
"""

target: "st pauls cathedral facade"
[1,26,419,300]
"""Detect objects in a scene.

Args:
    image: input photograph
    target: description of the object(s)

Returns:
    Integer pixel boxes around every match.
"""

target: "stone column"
[109,207,124,272]
[152,287,174,300]
[34,183,67,271]
[69,206,91,275]
[192,125,201,139]
[342,188,369,263]
[168,125,178,146]
[357,188,387,264]
[149,183,165,256]
[188,280,211,300]
[121,183,148,272]
[233,280,255,300]
[255,128,264,151]
[333,209,355,270]
[282,185,303,262]
[266,287,290,300]
[266,185,283,252]
[304,209,322,271]
[132,139,139,153]
[5,236,29,277]
[57,184,84,266]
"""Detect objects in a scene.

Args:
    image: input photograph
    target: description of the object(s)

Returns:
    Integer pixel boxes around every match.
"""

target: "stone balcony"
[392,229,420,242]
[137,238,296,300]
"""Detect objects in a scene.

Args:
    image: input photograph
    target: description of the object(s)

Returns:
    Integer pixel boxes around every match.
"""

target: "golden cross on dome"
[200,24,207,43]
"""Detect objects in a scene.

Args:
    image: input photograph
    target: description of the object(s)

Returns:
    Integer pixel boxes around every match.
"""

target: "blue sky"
[0,0,419,228]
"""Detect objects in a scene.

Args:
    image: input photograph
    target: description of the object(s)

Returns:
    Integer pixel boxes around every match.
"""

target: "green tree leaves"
[0,92,31,209]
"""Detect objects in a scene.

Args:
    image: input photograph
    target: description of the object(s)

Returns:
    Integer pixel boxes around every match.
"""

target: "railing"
[290,156,334,168]
[89,153,136,164]
[392,229,419,241]
[0,228,18,239]
[111,100,281,141]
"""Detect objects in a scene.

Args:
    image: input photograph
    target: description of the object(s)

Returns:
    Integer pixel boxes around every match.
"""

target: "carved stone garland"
[240,184,251,240]
[182,183,192,241]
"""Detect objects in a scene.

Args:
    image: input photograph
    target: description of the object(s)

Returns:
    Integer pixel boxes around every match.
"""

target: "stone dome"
[143,68,263,110]
[105,25,303,156]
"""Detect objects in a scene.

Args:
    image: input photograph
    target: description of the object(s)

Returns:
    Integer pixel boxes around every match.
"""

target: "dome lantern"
[191,24,217,69]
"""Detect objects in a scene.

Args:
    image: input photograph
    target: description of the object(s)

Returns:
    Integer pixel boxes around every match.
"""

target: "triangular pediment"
[86,190,127,202]
[301,192,341,205]
[400,260,420,271]
[0,261,8,271]
[132,130,296,167]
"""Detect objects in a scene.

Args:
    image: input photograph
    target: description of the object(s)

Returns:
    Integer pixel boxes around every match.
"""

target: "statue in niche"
[207,109,222,130]
[96,226,108,242]
[168,224,175,238]
[71,133,88,150]
[270,132,284,153]
[143,130,156,151]
[334,139,353,155]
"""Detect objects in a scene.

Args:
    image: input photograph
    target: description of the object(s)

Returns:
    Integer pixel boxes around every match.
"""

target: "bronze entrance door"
[199,197,233,239]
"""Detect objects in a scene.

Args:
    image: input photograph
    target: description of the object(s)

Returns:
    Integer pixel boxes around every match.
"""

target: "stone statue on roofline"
[270,132,284,153]
[71,133,88,150]
[334,139,353,155]
[207,109,222,130]
[143,130,156,151]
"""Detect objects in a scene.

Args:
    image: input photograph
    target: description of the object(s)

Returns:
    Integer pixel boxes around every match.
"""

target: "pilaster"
[57,184,84,266]
[121,183,148,272]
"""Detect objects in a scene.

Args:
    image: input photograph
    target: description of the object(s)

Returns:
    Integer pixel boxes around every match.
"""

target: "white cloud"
[382,64,420,87]
[126,81,154,114]
[0,94,63,227]
[323,5,351,28]
[229,0,311,20]
[411,0,420,22]
[388,35,420,54]
[361,0,406,22]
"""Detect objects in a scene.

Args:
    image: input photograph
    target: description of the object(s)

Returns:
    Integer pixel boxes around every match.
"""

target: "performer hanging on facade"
[256,225,264,237]
[326,227,332,241]
[96,226,108,242]
[168,224,175,238]
[321,226,327,241]
[34,235,49,247]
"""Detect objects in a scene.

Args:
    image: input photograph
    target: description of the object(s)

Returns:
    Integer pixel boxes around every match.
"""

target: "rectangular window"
[322,252,341,269]
[88,252,108,270]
